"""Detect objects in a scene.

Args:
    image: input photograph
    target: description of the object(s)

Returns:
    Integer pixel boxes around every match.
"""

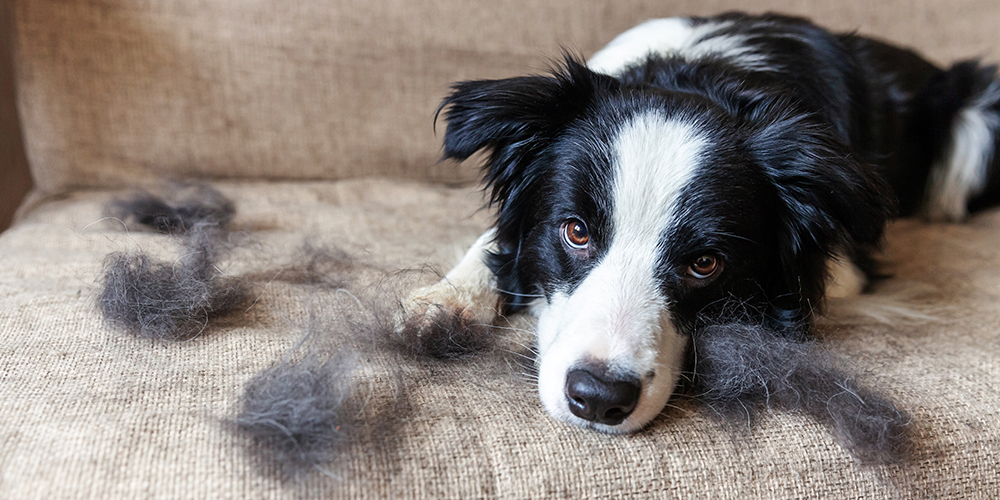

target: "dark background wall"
[1,0,32,232]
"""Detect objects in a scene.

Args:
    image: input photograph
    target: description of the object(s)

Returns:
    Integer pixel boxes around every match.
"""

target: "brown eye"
[562,219,590,249]
[687,255,720,279]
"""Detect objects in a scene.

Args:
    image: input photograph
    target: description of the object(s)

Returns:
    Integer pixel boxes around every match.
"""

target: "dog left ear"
[749,112,895,324]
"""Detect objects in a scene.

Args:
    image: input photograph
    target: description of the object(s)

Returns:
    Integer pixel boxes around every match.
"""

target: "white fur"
[926,82,1000,222]
[534,112,706,432]
[400,228,500,329]
[824,254,867,299]
[445,229,498,289]
[588,18,771,76]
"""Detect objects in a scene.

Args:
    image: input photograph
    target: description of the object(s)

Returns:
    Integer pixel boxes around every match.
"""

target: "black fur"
[441,55,893,331]
[438,61,621,311]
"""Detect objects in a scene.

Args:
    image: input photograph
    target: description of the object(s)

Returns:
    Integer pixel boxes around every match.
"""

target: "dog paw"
[393,281,498,359]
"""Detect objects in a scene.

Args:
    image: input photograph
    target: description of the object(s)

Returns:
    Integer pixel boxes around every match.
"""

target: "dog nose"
[565,368,641,425]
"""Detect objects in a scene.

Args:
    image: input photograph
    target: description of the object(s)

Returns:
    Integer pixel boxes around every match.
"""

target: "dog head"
[438,57,891,432]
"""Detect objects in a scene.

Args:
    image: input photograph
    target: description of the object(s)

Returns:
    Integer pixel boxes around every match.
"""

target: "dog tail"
[921,61,1000,222]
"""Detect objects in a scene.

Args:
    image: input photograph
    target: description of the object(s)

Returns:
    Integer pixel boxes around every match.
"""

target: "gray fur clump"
[236,341,357,481]
[98,228,250,340]
[243,242,369,291]
[273,243,357,289]
[233,271,500,481]
[106,184,235,234]
[98,185,249,340]
[692,322,913,464]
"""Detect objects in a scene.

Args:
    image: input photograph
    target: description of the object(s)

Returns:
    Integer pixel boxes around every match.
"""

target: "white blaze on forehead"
[611,112,706,250]
[588,17,771,76]
[564,112,707,343]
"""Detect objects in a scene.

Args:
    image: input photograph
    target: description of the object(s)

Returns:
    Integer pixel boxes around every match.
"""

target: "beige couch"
[2,0,999,498]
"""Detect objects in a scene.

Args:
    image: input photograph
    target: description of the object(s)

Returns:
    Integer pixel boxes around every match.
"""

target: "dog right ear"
[437,57,618,208]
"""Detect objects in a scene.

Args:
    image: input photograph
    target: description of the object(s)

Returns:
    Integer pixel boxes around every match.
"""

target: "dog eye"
[687,255,720,279]
[562,219,590,249]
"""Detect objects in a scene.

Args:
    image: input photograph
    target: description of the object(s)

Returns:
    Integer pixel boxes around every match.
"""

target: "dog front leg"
[399,228,502,332]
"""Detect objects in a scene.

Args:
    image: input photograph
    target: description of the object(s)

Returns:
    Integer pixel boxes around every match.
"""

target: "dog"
[402,12,1000,434]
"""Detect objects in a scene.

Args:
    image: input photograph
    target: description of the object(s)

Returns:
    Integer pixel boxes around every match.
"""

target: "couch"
[2,0,999,498]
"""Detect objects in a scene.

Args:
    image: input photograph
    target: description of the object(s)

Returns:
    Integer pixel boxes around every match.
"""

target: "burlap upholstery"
[1,180,999,498]
[3,0,1000,497]
[11,0,1000,193]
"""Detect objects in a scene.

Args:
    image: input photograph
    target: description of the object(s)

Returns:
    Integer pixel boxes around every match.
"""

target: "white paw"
[398,279,498,334]
[389,279,501,359]
[825,254,867,299]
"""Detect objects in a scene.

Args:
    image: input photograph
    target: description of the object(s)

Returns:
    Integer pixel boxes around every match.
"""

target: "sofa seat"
[1,178,998,498]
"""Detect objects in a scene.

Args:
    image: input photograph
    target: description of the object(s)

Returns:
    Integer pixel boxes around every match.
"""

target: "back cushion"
[12,0,1000,192]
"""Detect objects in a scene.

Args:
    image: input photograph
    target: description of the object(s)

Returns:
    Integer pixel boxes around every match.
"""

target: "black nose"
[565,368,641,426]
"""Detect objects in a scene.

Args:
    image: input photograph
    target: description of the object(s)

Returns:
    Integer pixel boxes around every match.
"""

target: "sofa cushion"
[1,179,998,498]
[12,0,1000,193]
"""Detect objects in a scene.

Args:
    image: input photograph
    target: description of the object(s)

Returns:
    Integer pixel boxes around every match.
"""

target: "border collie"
[403,12,1000,433]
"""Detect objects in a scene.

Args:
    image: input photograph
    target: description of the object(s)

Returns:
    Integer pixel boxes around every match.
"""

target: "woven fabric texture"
[1,179,998,498]
[11,0,1000,193]
[6,0,1000,497]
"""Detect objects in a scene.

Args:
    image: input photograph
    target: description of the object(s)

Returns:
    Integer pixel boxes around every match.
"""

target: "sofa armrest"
[0,0,32,232]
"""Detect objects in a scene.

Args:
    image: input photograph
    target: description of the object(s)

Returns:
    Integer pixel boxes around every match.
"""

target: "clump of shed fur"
[393,307,495,359]
[97,185,250,340]
[243,242,498,359]
[235,313,361,481]
[98,226,250,340]
[233,267,511,481]
[242,241,374,291]
[106,183,235,234]
[98,184,510,478]
[691,322,913,464]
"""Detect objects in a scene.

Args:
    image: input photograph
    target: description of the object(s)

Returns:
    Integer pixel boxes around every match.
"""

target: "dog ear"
[438,58,618,312]
[438,57,618,208]
[749,112,895,326]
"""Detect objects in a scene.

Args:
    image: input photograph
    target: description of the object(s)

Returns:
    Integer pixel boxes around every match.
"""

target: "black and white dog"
[404,12,1000,433]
